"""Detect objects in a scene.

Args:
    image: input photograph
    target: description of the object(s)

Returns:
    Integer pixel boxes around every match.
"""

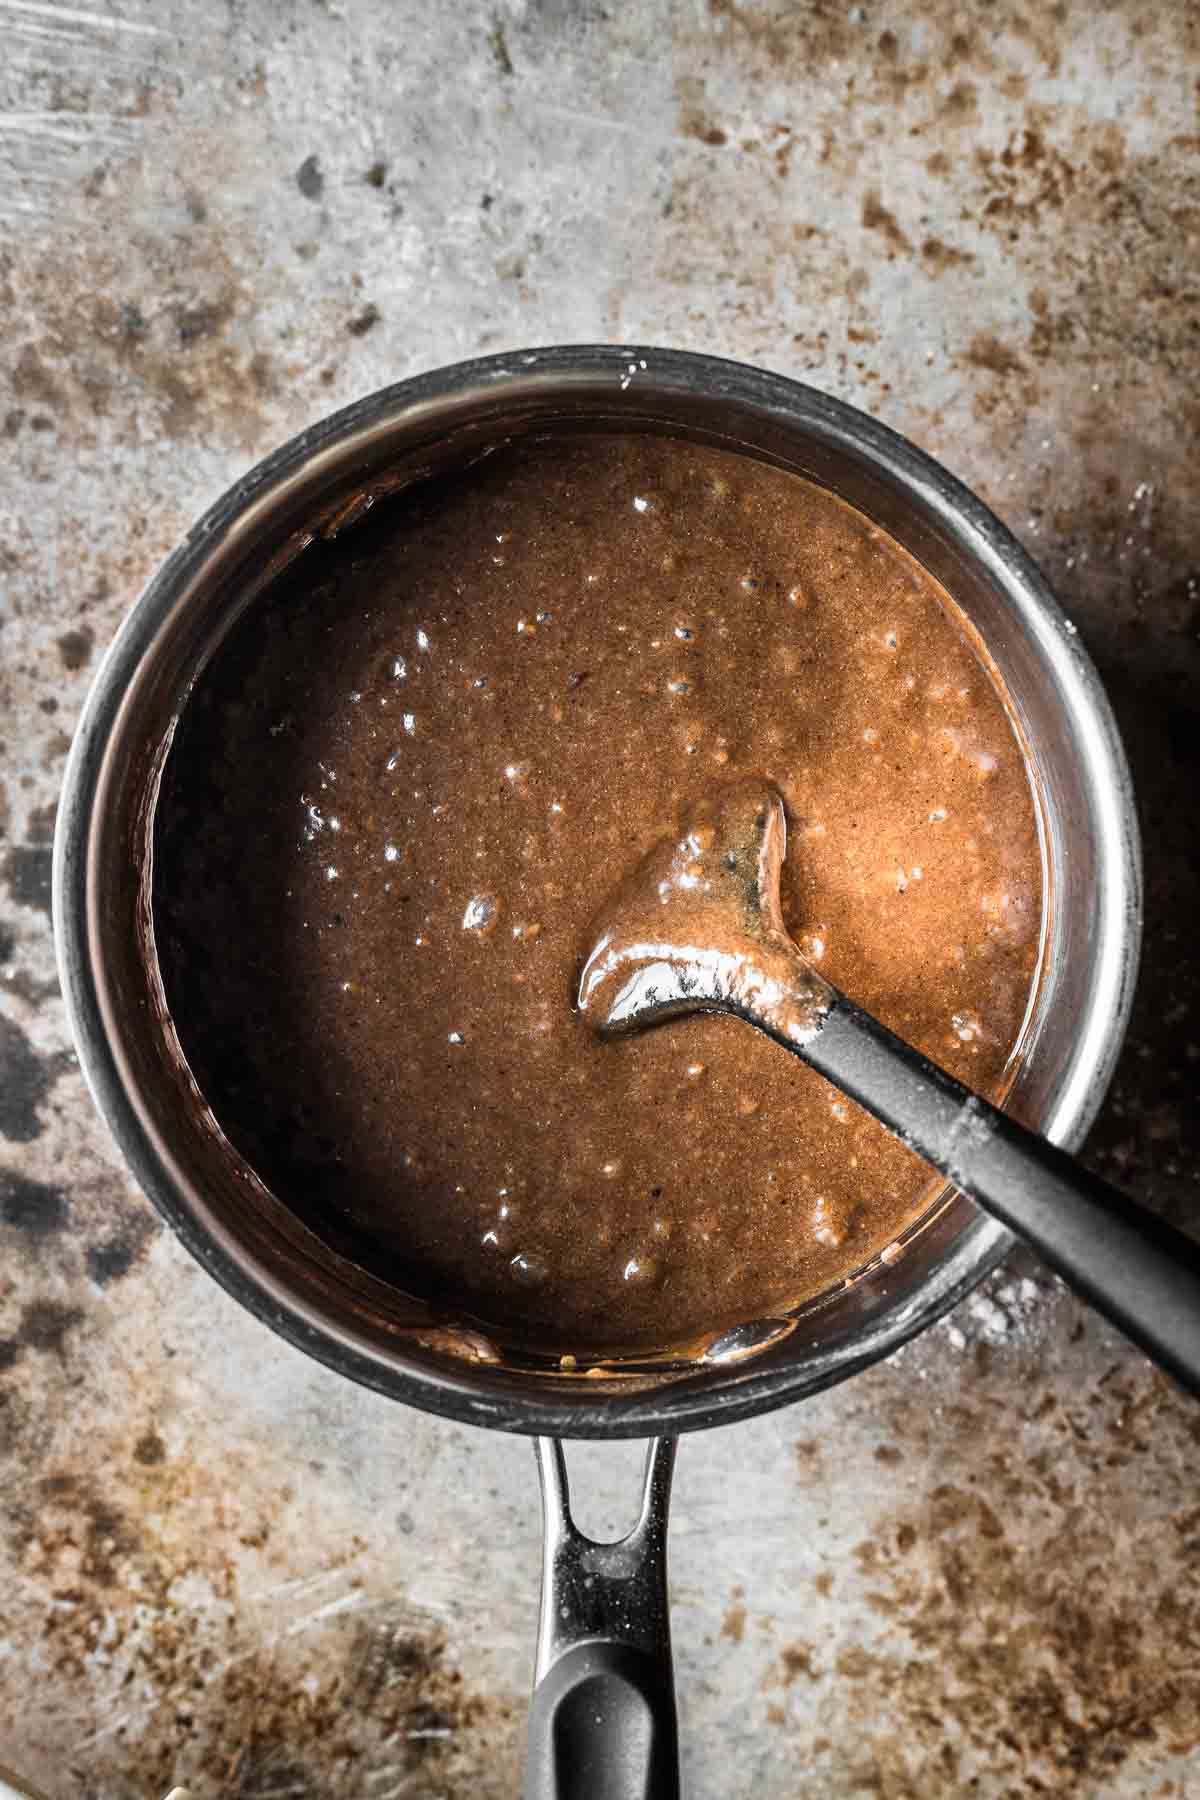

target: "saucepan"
[53,348,1140,1796]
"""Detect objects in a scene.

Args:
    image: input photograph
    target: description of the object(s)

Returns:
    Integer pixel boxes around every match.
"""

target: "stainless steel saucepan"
[53,348,1140,1797]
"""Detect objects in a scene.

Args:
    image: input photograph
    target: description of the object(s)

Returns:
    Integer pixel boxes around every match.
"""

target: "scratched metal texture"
[1,1,1198,1795]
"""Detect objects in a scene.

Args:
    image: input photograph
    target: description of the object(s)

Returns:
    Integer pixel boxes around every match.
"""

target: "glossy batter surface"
[153,435,1042,1355]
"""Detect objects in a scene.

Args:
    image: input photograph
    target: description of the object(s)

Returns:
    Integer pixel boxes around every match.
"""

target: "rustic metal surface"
[2,1,1198,1795]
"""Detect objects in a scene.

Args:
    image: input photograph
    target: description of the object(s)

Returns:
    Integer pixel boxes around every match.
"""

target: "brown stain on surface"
[722,1596,747,1642]
[56,625,94,671]
[0,1299,83,1370]
[7,1436,523,1796]
[0,99,349,462]
[706,0,856,68]
[0,1173,69,1240]
[965,332,1025,376]
[3,846,53,914]
[0,1013,55,1141]
[30,1471,141,1588]
[861,190,913,257]
[8,270,281,451]
[808,1358,1200,1793]
[940,79,979,121]
[84,1204,158,1286]
[771,1642,819,1687]
[74,1604,516,1797]
[921,235,975,272]
[133,1430,167,1467]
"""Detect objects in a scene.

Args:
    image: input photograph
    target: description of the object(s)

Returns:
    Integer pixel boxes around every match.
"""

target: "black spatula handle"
[804,995,1200,1395]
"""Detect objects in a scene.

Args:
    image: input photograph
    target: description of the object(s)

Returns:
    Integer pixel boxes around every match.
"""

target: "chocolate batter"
[153,434,1043,1356]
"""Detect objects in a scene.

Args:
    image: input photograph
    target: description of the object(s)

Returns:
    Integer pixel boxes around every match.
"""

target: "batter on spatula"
[153,433,1043,1355]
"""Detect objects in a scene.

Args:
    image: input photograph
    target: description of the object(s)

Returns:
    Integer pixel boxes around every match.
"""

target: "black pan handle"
[523,1437,679,1800]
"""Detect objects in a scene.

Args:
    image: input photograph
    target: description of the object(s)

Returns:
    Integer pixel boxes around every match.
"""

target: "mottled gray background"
[2,1,1199,1795]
